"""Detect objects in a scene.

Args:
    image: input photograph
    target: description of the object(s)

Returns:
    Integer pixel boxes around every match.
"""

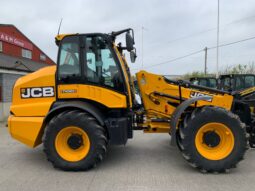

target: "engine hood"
[10,65,57,117]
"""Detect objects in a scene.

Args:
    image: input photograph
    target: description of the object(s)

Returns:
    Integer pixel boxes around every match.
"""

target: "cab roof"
[54,33,111,46]
[55,34,76,42]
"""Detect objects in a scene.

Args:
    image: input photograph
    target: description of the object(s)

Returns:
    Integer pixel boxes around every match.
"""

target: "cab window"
[83,36,124,92]
[58,36,81,81]
[235,76,243,90]
[244,76,255,88]
[199,79,207,87]
[191,79,199,85]
[223,77,231,91]
[208,79,217,88]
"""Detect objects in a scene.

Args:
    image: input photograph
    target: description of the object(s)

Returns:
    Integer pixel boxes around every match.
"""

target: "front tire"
[43,110,107,171]
[177,106,248,173]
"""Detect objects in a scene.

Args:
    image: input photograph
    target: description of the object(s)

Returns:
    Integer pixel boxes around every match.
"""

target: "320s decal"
[20,87,55,98]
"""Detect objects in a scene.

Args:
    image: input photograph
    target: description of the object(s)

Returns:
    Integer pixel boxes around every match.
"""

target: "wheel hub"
[203,131,220,148]
[67,134,83,150]
[195,122,235,160]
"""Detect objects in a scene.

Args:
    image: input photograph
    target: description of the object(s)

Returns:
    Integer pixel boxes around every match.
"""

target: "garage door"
[0,86,2,101]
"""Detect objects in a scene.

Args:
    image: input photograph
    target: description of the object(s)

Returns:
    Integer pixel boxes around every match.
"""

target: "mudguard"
[45,101,105,126]
[170,96,212,145]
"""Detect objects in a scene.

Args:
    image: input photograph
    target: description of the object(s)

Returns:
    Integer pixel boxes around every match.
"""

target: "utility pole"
[141,26,149,69]
[216,0,220,78]
[204,47,208,75]
[141,26,144,69]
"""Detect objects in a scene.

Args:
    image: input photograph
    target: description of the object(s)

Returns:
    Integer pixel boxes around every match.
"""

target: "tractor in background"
[189,77,218,89]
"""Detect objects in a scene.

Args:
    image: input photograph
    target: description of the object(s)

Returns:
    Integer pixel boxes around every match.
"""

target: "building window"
[0,41,2,52]
[40,54,46,61]
[22,49,32,59]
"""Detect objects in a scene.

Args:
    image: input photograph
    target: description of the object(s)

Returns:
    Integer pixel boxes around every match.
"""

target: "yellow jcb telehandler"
[8,29,254,172]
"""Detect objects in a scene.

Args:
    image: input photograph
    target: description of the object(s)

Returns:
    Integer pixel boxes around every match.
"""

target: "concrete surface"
[0,125,255,191]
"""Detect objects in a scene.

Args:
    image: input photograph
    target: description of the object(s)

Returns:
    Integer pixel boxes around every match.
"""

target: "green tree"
[220,63,255,74]
[183,63,255,79]
[183,71,215,80]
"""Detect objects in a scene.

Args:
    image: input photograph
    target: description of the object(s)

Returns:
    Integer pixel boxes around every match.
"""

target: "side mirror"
[130,50,137,63]
[126,31,134,52]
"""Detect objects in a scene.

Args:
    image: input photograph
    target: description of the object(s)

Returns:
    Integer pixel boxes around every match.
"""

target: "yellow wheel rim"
[55,126,90,162]
[195,122,234,160]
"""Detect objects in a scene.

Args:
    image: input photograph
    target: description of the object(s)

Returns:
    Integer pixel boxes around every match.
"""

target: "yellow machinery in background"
[8,29,253,172]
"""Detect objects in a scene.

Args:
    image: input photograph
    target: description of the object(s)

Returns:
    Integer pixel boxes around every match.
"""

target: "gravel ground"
[0,125,254,191]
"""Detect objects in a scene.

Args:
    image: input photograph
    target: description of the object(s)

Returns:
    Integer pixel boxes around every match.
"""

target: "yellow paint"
[136,71,233,120]
[58,84,127,108]
[195,122,234,160]
[10,66,56,116]
[55,34,75,42]
[134,71,234,133]
[143,121,170,133]
[240,86,255,96]
[8,33,238,151]
[8,115,44,148]
[55,126,90,162]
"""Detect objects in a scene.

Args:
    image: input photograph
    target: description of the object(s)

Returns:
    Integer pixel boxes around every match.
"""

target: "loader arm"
[135,71,234,133]
[233,86,255,107]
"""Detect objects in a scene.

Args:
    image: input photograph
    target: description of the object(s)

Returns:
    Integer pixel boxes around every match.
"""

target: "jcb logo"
[190,91,212,102]
[21,87,54,98]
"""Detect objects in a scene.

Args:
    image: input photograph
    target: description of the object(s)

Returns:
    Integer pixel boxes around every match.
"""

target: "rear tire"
[43,110,107,171]
[177,106,248,173]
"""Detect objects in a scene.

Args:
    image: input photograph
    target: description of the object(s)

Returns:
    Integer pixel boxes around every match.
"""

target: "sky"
[1,0,255,75]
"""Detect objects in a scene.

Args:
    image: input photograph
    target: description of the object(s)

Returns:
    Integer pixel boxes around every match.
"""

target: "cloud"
[1,0,255,75]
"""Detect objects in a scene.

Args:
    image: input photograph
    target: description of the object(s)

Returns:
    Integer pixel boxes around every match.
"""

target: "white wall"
[0,102,11,121]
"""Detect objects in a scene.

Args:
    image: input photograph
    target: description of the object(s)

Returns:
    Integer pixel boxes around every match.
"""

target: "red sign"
[0,32,33,50]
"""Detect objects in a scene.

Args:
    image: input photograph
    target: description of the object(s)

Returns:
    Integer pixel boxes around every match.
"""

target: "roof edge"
[0,24,55,64]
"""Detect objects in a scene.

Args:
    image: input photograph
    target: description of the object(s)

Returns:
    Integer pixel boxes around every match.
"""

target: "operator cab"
[219,74,255,92]
[190,77,217,89]
[55,29,137,104]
